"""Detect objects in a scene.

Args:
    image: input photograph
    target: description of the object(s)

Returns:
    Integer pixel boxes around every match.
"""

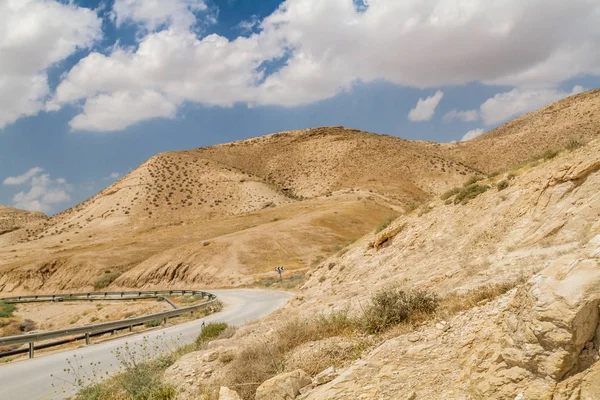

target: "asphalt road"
[0,288,293,400]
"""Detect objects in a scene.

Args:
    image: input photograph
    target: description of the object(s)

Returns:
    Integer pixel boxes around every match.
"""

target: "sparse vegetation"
[497,180,509,191]
[0,302,16,318]
[254,272,306,289]
[439,280,523,316]
[196,322,228,346]
[453,184,490,204]
[541,149,560,160]
[440,187,460,200]
[565,138,583,151]
[375,215,397,233]
[144,319,162,328]
[362,288,439,334]
[93,271,121,290]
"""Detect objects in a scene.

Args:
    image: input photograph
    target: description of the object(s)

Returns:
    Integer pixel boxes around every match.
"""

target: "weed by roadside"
[93,271,121,290]
[0,302,15,318]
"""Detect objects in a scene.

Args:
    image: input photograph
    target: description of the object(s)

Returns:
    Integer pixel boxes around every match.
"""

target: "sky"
[1,0,599,215]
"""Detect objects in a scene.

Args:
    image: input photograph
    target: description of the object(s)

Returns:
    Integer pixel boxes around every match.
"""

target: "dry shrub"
[375,216,398,233]
[453,184,490,205]
[497,180,509,191]
[93,271,121,290]
[440,281,519,316]
[362,288,439,334]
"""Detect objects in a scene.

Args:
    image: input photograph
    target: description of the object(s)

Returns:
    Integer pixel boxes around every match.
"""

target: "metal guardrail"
[0,290,217,358]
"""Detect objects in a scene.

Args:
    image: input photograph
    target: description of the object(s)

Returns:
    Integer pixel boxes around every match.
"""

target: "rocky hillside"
[164,125,600,400]
[451,88,600,172]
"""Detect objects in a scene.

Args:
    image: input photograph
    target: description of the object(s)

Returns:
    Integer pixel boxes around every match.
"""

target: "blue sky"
[1,0,599,215]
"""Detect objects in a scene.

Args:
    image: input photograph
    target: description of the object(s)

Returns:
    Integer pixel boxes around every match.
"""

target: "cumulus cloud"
[112,0,208,32]
[69,90,177,131]
[461,128,486,141]
[443,109,480,123]
[0,0,102,129]
[408,91,444,122]
[3,167,71,213]
[110,172,120,179]
[3,167,44,185]
[480,85,585,125]
[42,0,600,131]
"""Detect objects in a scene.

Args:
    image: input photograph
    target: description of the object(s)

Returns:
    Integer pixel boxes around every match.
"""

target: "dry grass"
[439,280,522,317]
[223,310,359,399]
[375,215,398,233]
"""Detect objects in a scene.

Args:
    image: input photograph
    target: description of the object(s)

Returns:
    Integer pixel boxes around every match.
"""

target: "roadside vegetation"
[68,322,233,400]
[93,271,121,290]
[0,302,15,318]
[71,279,525,400]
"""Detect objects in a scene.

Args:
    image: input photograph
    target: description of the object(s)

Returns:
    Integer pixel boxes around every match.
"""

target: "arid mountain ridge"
[0,89,599,295]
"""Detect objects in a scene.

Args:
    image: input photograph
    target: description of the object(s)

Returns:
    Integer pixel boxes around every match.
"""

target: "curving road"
[0,289,293,400]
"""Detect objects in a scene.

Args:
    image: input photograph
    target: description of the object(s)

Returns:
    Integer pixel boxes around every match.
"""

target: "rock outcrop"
[255,369,312,400]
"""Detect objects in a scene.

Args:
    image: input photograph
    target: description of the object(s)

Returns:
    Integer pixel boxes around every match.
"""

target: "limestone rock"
[314,366,338,386]
[255,369,312,400]
[219,386,241,400]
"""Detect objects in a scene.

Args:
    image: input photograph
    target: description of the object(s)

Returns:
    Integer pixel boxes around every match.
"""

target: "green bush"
[453,184,490,204]
[196,322,228,346]
[0,301,15,318]
[497,180,509,191]
[93,272,121,290]
[144,319,162,328]
[440,187,460,200]
[362,288,439,334]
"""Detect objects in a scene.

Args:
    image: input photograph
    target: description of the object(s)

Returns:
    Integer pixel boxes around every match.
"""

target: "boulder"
[255,369,312,400]
[219,386,242,400]
[500,257,600,380]
[472,256,600,398]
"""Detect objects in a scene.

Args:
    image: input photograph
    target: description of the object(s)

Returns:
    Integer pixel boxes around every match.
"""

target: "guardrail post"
[85,332,90,345]
[163,317,167,325]
[28,343,34,359]
[129,325,133,332]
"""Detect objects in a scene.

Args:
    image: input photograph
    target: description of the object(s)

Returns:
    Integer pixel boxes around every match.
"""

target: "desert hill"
[0,206,47,238]
[163,110,600,400]
[451,88,600,172]
[0,89,599,295]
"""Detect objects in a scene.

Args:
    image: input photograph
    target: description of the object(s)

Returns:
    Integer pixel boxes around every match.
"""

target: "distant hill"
[0,88,598,294]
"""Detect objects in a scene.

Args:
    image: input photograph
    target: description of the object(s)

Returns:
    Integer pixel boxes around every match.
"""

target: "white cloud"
[112,0,207,32]
[69,90,177,131]
[443,109,480,123]
[3,167,71,213]
[46,0,600,131]
[3,167,44,185]
[408,91,444,122]
[110,172,120,179]
[0,0,102,129]
[480,85,585,125]
[237,15,261,33]
[461,128,485,142]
